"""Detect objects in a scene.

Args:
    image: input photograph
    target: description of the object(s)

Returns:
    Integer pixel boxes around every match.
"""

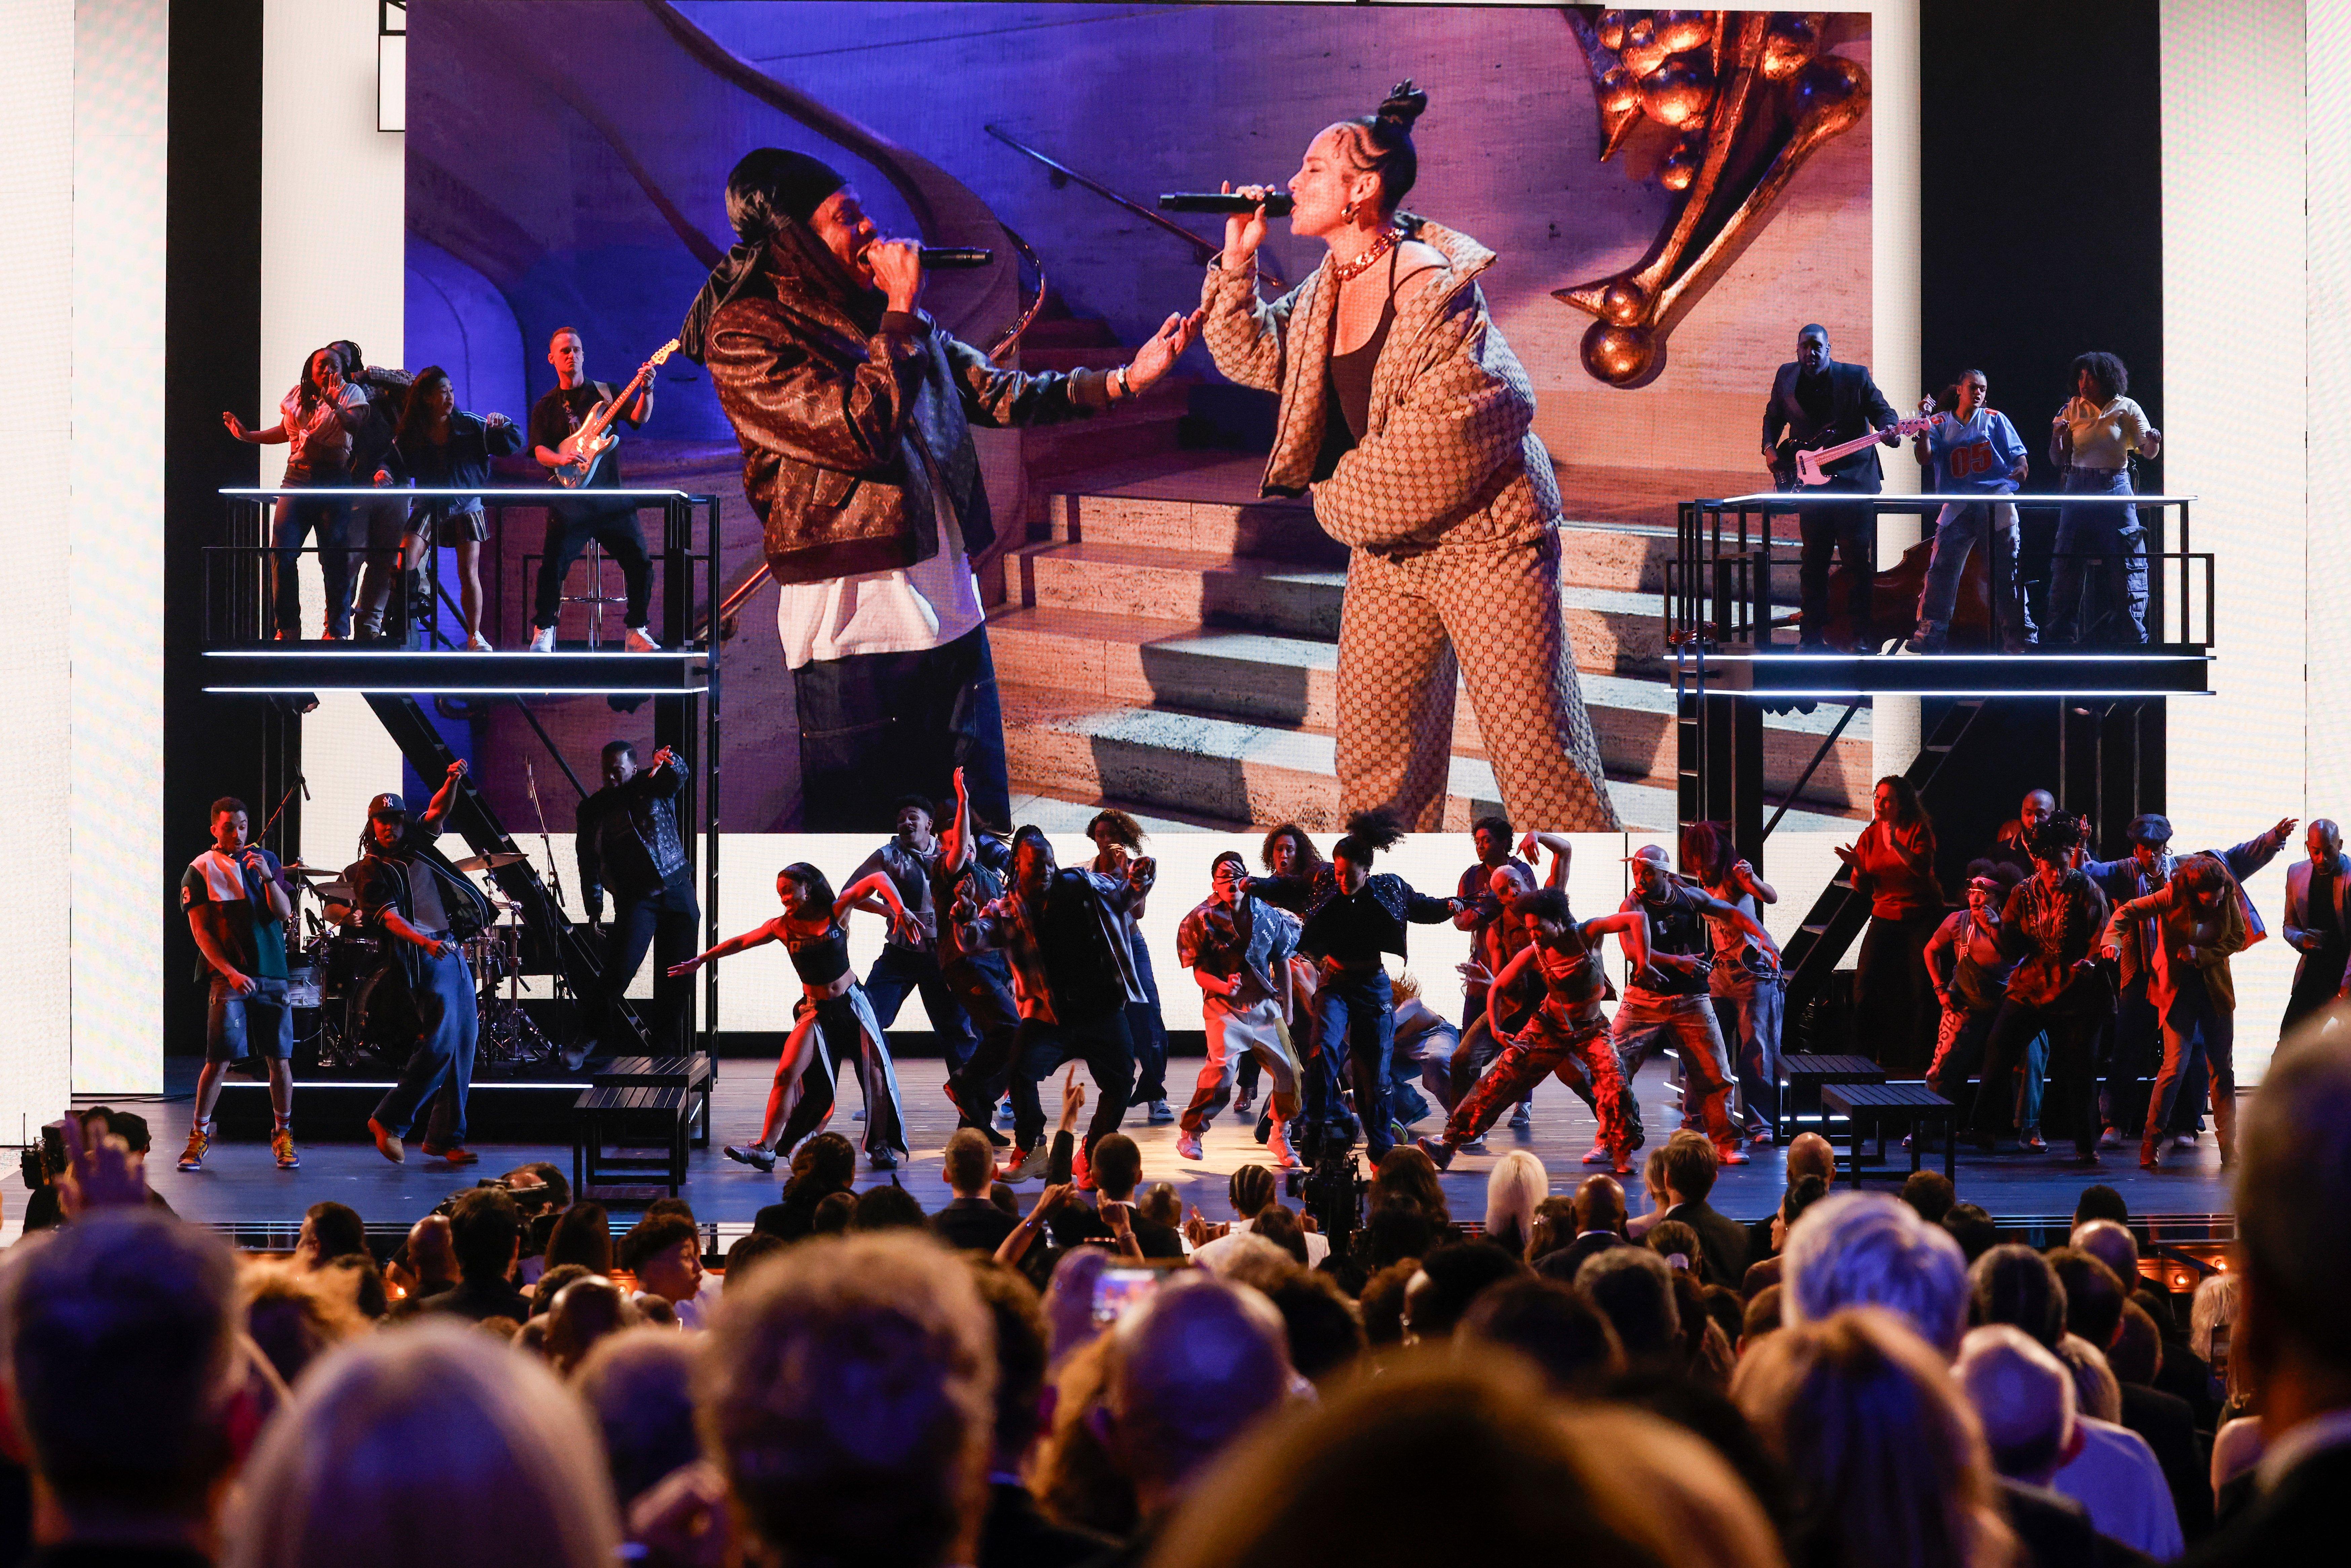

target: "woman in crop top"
[671,860,915,1170]
[1419,886,1650,1174]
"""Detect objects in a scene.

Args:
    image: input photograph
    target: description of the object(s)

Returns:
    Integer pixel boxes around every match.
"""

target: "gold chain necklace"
[1328,226,1404,285]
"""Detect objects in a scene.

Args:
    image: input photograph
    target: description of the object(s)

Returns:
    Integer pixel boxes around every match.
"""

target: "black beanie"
[726,147,847,240]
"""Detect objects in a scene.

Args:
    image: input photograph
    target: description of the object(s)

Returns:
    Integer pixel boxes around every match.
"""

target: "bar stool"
[560,541,627,650]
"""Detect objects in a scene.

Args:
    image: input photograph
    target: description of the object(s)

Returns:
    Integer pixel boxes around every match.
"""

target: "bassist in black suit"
[1761,324,1901,650]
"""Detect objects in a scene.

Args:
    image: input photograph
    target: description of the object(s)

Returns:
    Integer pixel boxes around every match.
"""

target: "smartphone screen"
[2207,1322,2230,1378]
[1090,1265,1161,1325]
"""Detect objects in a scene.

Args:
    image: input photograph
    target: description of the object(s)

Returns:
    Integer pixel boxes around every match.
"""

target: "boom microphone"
[1160,192,1296,216]
[918,247,994,269]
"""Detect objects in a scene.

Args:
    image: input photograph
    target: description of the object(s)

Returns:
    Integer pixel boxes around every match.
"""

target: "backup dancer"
[1174,851,1305,1167]
[1421,887,1647,1174]
[676,862,913,1171]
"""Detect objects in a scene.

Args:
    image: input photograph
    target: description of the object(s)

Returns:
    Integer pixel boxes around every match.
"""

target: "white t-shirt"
[1192,1213,1331,1271]
[773,501,984,670]
[2051,1416,2184,1560]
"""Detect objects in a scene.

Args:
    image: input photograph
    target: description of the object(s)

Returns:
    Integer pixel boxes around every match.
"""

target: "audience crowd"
[5,1033,2346,1568]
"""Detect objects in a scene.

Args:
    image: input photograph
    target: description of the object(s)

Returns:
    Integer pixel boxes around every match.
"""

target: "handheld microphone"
[1160,192,1296,216]
[917,246,994,269]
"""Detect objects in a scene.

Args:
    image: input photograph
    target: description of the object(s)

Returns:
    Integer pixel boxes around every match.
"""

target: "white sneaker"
[624,625,661,652]
[528,625,556,652]
[466,633,493,652]
[1175,1131,1204,1161]
[2171,1132,2197,1150]
[2098,1125,2124,1148]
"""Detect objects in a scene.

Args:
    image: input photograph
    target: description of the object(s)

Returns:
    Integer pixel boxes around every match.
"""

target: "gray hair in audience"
[1575,1244,1680,1363]
[1955,1325,2077,1483]
[225,1321,621,1568]
[574,1328,703,1510]
[2069,1219,2140,1289]
[2051,1333,2122,1423]
[1782,1192,1971,1358]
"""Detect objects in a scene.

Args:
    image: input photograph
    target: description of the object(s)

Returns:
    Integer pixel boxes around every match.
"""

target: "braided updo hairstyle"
[1338,80,1430,216]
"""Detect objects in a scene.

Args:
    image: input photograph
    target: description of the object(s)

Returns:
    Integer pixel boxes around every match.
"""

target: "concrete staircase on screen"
[984,452,1873,832]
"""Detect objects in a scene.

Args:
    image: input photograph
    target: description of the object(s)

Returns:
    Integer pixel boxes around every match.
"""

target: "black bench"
[573,1084,690,1198]
[1779,1053,1885,1138]
[1822,1082,1958,1183]
[593,1054,716,1149]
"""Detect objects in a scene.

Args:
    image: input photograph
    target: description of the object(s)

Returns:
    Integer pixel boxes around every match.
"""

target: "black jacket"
[1296,871,1456,965]
[381,409,525,495]
[1761,358,1899,489]
[576,754,691,904]
[1667,1198,1752,1291]
[2185,1438,2351,1568]
[932,1198,1020,1254]
[1536,1231,1625,1284]
[345,825,492,995]
[2119,1381,2212,1540]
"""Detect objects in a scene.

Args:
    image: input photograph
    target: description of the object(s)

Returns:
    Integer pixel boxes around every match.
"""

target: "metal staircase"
[1779,698,1992,1022]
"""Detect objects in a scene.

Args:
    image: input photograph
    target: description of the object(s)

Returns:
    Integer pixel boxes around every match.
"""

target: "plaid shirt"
[1998,870,2112,1010]
[960,862,1152,1023]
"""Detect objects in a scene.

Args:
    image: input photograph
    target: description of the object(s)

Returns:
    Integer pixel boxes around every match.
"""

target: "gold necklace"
[1329,226,1404,285]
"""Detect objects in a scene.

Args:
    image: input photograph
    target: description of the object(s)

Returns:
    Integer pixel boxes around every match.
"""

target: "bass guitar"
[551,338,679,489]
[1780,411,1943,489]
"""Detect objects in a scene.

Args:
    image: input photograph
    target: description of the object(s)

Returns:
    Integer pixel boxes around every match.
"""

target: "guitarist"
[528,327,661,653]
[1760,323,1902,651]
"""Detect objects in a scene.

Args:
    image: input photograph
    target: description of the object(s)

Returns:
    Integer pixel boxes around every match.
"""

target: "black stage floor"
[122,1056,2236,1238]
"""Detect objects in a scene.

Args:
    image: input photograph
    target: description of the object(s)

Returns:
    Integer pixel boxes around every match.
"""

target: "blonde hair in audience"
[224,1321,621,1568]
[1485,1150,1548,1260]
[1733,1308,2013,1568]
[1148,1354,1781,1568]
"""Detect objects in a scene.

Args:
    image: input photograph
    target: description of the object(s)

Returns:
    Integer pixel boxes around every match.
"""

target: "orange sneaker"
[177,1126,210,1172]
[272,1128,300,1169]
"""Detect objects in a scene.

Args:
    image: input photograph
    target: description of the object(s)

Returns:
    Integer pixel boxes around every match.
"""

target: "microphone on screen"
[1160,192,1297,216]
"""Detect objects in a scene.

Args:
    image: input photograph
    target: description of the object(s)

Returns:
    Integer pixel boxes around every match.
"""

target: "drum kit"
[283,852,557,1069]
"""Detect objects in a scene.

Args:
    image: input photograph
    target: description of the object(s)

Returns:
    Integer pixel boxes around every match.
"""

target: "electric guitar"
[1774,411,1944,489]
[550,339,679,489]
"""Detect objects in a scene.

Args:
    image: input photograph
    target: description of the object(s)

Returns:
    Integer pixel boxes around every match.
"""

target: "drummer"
[177,797,300,1173]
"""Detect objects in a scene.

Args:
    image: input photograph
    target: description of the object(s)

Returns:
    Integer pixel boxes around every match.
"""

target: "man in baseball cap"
[1612,843,1780,1164]
[344,761,491,1165]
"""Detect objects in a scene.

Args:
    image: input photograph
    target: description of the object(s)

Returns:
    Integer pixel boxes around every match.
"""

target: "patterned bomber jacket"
[706,227,1114,586]
[1997,869,2113,1012]
[960,862,1154,1024]
[1198,217,1561,555]
[1177,893,1301,1007]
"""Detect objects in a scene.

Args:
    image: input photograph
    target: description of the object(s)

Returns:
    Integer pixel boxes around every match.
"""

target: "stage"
[110,1055,2239,1243]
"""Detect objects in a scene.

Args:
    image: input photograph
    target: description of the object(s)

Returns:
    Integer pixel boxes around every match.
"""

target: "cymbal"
[449,851,529,873]
[285,864,348,881]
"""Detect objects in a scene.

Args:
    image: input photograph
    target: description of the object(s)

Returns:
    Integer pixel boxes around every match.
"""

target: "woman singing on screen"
[1199,82,1619,831]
